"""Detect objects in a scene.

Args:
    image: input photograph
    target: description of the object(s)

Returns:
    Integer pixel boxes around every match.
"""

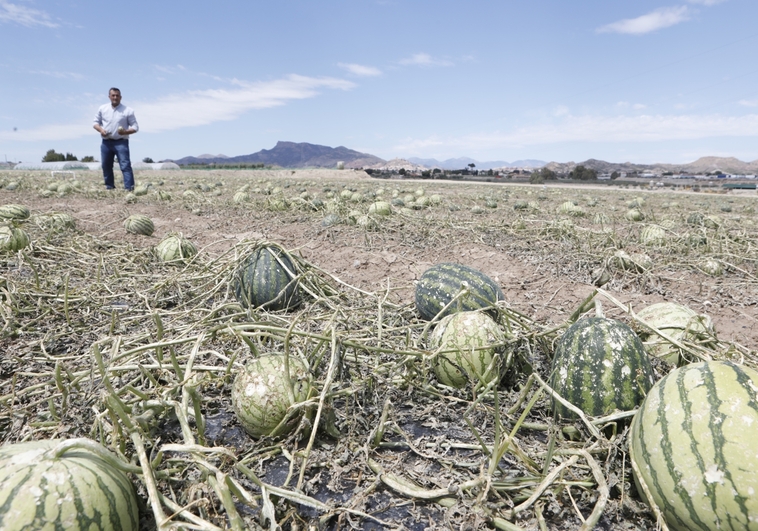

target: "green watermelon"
[123,214,154,236]
[0,204,30,221]
[630,361,758,531]
[0,225,30,251]
[0,438,139,531]
[232,243,301,311]
[232,355,313,438]
[155,234,198,264]
[430,311,511,389]
[550,317,655,419]
[415,263,505,321]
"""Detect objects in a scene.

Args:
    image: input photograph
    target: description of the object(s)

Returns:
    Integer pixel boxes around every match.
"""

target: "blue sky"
[1,0,757,165]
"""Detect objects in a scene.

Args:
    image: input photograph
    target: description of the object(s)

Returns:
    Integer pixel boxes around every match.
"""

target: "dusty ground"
[6,168,756,347]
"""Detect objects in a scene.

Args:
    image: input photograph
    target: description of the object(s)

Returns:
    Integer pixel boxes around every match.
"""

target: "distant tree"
[432,168,442,174]
[65,153,78,161]
[143,157,154,163]
[529,172,545,184]
[610,171,620,180]
[421,170,431,178]
[570,165,598,181]
[487,169,493,176]
[399,168,406,176]
[81,156,96,162]
[42,149,65,162]
[468,163,476,170]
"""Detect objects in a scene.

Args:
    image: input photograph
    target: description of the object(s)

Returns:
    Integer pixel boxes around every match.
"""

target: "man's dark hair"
[109,87,121,94]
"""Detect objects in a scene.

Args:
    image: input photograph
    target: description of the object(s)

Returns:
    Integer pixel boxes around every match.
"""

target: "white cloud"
[738,99,758,107]
[392,112,758,153]
[0,74,356,141]
[597,6,689,35]
[338,63,382,77]
[398,53,453,67]
[28,70,84,80]
[0,1,58,27]
[688,0,726,5]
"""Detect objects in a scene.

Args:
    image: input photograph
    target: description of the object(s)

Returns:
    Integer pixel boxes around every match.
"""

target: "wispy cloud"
[338,63,382,77]
[392,112,758,153]
[597,6,689,35]
[616,101,647,110]
[0,74,356,142]
[739,99,758,107]
[688,0,726,5]
[28,70,84,80]
[0,1,58,27]
[398,53,453,67]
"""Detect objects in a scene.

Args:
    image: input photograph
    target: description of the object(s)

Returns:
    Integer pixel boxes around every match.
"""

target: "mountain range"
[170,141,383,169]
[168,141,758,175]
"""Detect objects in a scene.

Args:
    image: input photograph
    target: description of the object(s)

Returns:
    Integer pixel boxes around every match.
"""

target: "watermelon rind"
[415,263,505,321]
[0,438,139,531]
[630,361,758,531]
[0,225,30,251]
[550,317,655,419]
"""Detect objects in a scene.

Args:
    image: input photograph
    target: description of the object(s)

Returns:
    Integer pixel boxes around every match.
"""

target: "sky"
[1,0,757,165]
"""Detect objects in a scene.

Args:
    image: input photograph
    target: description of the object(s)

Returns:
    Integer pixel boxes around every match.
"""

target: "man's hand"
[101,129,109,138]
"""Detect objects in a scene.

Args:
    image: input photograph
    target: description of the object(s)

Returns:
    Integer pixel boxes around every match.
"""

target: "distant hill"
[408,157,546,170]
[171,141,385,169]
[545,156,758,175]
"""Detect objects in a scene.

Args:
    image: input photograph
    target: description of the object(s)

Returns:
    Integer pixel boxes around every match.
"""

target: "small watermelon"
[0,204,30,221]
[123,214,154,236]
[635,302,714,365]
[232,355,313,438]
[415,263,504,321]
[155,234,198,264]
[430,311,511,389]
[232,243,301,311]
[630,361,758,531]
[550,317,655,419]
[0,225,30,251]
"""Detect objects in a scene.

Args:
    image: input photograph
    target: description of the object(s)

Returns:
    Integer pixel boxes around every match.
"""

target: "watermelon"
[33,212,76,231]
[630,361,758,531]
[0,225,30,251]
[155,234,198,263]
[415,263,505,321]
[232,355,313,438]
[640,225,666,246]
[550,317,655,419]
[635,302,714,365]
[232,243,301,311]
[368,201,392,216]
[123,214,154,236]
[0,438,139,531]
[0,204,30,221]
[430,311,511,389]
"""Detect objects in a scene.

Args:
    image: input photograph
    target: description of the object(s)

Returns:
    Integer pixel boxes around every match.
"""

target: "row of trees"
[42,149,95,162]
[42,150,156,164]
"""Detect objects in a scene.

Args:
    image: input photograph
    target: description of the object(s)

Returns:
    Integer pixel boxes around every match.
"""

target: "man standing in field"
[93,87,139,191]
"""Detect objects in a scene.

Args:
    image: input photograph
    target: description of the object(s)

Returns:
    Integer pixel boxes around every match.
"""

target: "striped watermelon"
[232,355,313,438]
[33,212,76,231]
[123,214,154,236]
[0,204,30,221]
[156,234,198,263]
[430,311,511,389]
[415,263,505,321]
[0,438,139,531]
[232,243,301,311]
[0,225,30,251]
[550,317,655,419]
[630,361,758,531]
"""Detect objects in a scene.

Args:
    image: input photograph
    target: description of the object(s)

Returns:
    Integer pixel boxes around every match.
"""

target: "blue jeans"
[101,139,135,190]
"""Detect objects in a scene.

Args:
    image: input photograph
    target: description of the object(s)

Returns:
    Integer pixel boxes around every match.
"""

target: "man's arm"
[93,108,108,137]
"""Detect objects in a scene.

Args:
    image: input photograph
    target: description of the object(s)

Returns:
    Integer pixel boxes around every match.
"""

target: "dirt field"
[1,168,756,530]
